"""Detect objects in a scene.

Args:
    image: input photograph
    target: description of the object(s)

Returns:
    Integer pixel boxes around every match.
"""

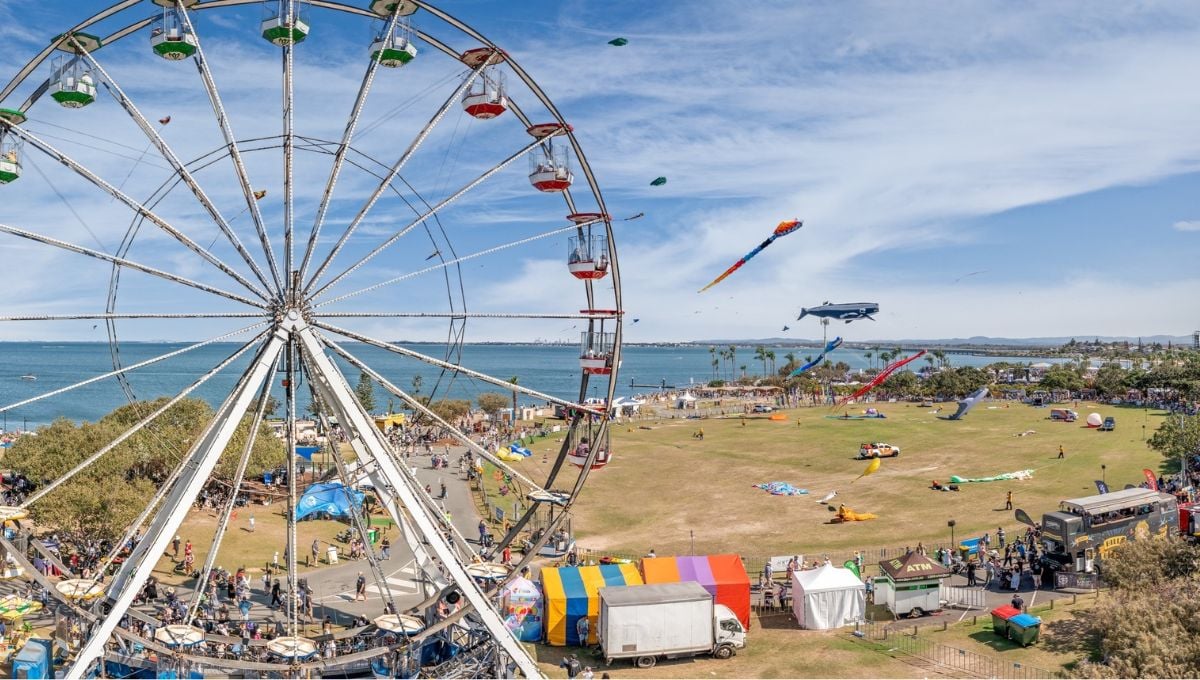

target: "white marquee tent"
[791,563,866,630]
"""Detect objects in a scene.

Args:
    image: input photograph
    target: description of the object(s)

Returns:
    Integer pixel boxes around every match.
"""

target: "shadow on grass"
[1041,609,1102,663]
[755,609,801,630]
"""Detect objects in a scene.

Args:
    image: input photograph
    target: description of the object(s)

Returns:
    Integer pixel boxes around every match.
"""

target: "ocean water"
[0,342,1062,427]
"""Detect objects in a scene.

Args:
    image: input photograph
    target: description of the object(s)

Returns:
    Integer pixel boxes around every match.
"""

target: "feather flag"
[698,219,801,293]
[836,350,926,407]
[853,457,881,483]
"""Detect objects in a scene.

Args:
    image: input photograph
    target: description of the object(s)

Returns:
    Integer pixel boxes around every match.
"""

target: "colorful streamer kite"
[698,219,802,292]
[789,336,843,377]
[836,349,927,407]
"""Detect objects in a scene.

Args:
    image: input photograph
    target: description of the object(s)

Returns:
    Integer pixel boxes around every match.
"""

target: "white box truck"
[597,582,746,669]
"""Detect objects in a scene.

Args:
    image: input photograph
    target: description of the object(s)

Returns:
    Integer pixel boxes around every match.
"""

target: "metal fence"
[940,583,987,610]
[853,620,1057,679]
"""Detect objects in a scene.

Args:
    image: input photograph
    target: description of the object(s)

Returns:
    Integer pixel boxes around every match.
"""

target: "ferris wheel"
[0,0,622,677]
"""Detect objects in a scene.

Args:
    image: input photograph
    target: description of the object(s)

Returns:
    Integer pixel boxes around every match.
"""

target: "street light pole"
[1101,464,1106,487]
[948,519,956,552]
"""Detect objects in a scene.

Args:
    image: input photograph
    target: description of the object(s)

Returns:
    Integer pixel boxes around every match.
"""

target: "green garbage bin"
[368,527,379,544]
[991,605,1020,638]
[1007,613,1041,646]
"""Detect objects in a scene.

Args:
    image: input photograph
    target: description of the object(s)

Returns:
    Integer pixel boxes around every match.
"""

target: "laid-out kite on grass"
[753,482,808,496]
[698,219,802,292]
[816,490,838,504]
[853,456,881,483]
[836,349,927,407]
[948,469,1033,484]
[789,336,843,377]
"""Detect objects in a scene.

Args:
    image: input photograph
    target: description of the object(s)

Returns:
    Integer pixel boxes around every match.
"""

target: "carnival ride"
[0,1,623,677]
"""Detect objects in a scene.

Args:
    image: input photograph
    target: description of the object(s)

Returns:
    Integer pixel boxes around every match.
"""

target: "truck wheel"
[909,607,924,618]
[714,645,735,660]
[635,656,657,669]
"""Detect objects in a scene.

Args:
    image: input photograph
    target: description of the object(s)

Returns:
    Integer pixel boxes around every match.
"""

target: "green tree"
[1093,363,1130,397]
[881,370,920,395]
[355,370,376,413]
[429,399,471,423]
[1039,366,1085,392]
[411,373,424,396]
[477,392,511,417]
[1147,414,1200,472]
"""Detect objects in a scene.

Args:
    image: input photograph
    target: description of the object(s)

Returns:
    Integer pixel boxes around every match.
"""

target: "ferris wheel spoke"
[0,223,268,309]
[308,131,556,300]
[0,312,262,321]
[315,311,612,319]
[311,319,604,417]
[66,36,277,300]
[71,331,287,676]
[317,333,552,499]
[281,0,297,284]
[296,6,406,284]
[176,1,283,294]
[187,351,280,621]
[4,126,273,303]
[302,55,497,297]
[312,217,601,308]
[21,330,269,509]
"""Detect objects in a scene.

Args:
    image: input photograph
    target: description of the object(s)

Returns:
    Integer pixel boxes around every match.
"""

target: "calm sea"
[0,342,1062,428]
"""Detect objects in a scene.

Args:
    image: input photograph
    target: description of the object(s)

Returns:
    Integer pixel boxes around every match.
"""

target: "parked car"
[858,442,900,459]
[1100,416,1115,431]
[751,404,774,413]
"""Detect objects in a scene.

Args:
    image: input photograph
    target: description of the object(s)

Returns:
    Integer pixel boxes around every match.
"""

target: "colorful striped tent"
[540,563,642,646]
[640,554,752,628]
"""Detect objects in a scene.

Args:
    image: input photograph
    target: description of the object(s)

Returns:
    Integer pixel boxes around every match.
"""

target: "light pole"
[948,519,956,551]
[1101,464,1106,487]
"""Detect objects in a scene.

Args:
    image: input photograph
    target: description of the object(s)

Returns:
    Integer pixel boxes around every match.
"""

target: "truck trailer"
[597,582,746,669]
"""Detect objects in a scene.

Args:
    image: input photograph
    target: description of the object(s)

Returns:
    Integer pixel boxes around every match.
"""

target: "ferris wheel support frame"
[71,329,286,675]
[296,324,542,678]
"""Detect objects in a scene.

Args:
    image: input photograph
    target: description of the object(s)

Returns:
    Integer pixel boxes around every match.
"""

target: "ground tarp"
[540,563,642,646]
[640,554,752,629]
[791,563,865,630]
[295,482,364,521]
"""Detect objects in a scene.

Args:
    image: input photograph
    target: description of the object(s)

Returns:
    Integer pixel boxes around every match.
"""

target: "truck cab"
[713,604,747,657]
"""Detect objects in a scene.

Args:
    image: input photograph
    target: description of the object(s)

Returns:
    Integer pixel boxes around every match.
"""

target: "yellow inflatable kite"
[835,504,878,522]
[853,457,881,483]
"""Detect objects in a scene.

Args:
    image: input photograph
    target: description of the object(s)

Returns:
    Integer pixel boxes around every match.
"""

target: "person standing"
[478,520,488,545]
[966,560,978,587]
[1058,445,1065,459]
[311,539,320,566]
[270,579,282,608]
[248,512,255,533]
[380,537,391,560]
[1005,490,1013,510]
[559,654,582,679]
[1011,593,1024,611]
[575,616,590,646]
[172,535,181,560]
[998,527,1006,549]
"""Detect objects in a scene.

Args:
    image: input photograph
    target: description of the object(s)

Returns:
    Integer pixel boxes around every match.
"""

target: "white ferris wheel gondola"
[373,613,425,635]
[267,636,319,660]
[262,0,310,46]
[150,1,200,61]
[460,48,507,119]
[154,624,206,648]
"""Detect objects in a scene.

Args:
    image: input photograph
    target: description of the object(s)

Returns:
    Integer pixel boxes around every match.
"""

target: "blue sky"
[0,0,1197,344]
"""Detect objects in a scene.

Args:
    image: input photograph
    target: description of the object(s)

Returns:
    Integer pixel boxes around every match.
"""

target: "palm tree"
[766,350,777,375]
[879,351,892,366]
[784,352,797,374]
[754,346,767,376]
[728,345,737,380]
[863,351,873,371]
[924,354,936,372]
[740,364,748,380]
[711,357,720,381]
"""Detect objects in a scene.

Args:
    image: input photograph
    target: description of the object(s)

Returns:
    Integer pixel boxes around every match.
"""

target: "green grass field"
[505,401,1168,559]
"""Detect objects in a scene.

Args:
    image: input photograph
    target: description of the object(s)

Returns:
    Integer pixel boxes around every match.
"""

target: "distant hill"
[693,334,1194,348]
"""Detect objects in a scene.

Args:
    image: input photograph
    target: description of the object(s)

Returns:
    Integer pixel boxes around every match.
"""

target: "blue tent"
[296,482,364,521]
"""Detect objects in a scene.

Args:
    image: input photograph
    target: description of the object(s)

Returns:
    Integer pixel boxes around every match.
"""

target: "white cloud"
[1172,220,1200,232]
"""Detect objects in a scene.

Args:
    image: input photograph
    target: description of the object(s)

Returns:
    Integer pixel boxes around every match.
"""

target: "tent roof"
[878,552,950,582]
[792,563,865,593]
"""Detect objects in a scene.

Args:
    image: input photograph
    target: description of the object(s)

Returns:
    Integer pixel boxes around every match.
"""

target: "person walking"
[477,520,488,545]
[1005,490,1013,510]
[380,537,391,560]
[270,580,282,608]
[354,572,367,602]
[966,561,978,587]
[172,535,181,559]
[248,512,255,533]
[1058,444,1065,459]
[311,539,320,566]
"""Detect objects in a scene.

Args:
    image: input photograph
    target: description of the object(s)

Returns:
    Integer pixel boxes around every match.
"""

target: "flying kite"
[953,270,988,284]
[852,457,881,483]
[698,219,802,293]
[158,115,171,125]
[781,325,790,332]
[632,318,640,323]
[253,189,268,200]
[650,177,667,186]
[425,249,441,261]
[624,212,645,221]
[608,38,628,46]
[947,387,988,420]
[789,336,843,377]
[836,349,927,406]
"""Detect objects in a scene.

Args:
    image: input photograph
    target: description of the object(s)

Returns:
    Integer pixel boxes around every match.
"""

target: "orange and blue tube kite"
[698,219,802,292]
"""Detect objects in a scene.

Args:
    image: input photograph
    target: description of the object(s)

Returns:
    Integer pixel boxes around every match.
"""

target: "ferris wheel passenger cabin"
[579,329,616,375]
[566,423,611,470]
[369,17,417,67]
[527,123,573,192]
[567,234,609,280]
[0,137,20,185]
[460,48,508,119]
[261,1,310,46]
[48,57,97,109]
